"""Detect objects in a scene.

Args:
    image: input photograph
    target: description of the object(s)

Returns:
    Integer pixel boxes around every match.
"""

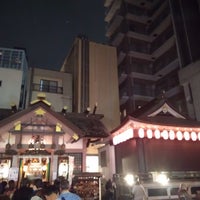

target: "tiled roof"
[62,112,109,138]
[0,101,109,138]
[129,97,200,128]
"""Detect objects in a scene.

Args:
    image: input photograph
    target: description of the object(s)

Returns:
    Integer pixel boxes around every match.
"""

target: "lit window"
[40,79,58,93]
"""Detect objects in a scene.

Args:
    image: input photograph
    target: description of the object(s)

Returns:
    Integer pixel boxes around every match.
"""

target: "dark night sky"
[0,0,107,70]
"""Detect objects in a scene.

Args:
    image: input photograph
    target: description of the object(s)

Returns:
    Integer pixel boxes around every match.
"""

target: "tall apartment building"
[104,0,200,121]
[0,47,28,110]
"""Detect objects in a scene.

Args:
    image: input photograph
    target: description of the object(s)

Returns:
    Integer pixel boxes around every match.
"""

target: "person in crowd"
[53,179,61,195]
[0,181,7,195]
[4,180,16,199]
[178,183,192,200]
[31,179,44,200]
[102,179,114,200]
[131,180,147,200]
[57,179,81,200]
[42,185,59,200]
[12,183,33,200]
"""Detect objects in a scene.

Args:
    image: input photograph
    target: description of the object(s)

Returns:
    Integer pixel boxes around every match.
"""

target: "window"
[40,79,58,93]
[148,188,167,197]
[170,187,179,195]
[100,150,107,167]
[86,156,99,172]
[66,153,82,174]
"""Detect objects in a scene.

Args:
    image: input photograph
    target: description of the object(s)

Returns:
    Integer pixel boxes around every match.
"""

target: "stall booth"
[110,98,200,199]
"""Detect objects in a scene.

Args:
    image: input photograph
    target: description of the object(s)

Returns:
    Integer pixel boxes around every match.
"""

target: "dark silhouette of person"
[102,179,114,200]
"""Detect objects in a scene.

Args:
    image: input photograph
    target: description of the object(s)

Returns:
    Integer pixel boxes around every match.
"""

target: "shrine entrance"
[19,156,51,183]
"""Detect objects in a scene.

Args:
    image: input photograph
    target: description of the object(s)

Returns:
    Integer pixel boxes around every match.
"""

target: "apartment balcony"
[151,36,175,60]
[119,73,128,85]
[149,14,171,38]
[150,23,174,52]
[130,72,155,82]
[124,0,162,10]
[153,46,178,73]
[118,51,126,65]
[128,50,153,61]
[126,13,148,25]
[155,84,181,98]
[164,85,183,99]
[119,95,129,105]
[32,83,63,94]
[154,58,179,79]
[105,0,121,23]
[110,32,125,46]
[148,0,168,21]
[104,0,113,7]
[127,30,153,42]
[133,86,155,97]
[106,15,124,37]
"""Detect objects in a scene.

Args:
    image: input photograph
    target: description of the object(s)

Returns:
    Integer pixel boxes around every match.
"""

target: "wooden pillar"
[136,138,146,173]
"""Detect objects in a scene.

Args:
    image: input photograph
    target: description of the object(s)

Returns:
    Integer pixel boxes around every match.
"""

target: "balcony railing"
[32,83,63,94]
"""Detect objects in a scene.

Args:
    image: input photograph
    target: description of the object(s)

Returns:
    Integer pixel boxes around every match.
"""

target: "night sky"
[0,0,107,70]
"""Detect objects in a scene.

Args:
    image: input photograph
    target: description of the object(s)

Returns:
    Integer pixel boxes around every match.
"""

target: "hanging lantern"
[147,129,153,139]
[183,131,190,141]
[138,128,145,138]
[169,130,175,140]
[176,131,183,140]
[154,129,160,139]
[162,130,168,140]
[191,131,197,141]
[198,132,200,140]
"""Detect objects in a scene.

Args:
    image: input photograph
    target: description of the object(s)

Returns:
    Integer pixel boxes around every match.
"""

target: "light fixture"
[156,173,169,185]
[124,174,134,186]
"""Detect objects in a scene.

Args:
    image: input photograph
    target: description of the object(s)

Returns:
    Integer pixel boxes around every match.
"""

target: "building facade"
[27,67,73,112]
[61,36,120,131]
[104,0,200,121]
[61,37,121,179]
[0,47,28,110]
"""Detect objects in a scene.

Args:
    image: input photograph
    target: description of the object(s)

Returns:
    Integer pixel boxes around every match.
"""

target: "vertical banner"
[8,167,19,181]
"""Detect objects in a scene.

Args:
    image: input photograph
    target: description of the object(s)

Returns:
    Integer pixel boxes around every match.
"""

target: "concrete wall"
[0,68,23,109]
[178,60,200,120]
[89,42,120,131]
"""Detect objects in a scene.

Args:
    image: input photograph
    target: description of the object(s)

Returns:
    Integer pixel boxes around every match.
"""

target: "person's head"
[135,180,140,185]
[105,179,113,190]
[53,179,61,192]
[34,179,43,190]
[60,179,70,191]
[42,185,59,200]
[20,178,31,188]
[179,183,188,191]
[8,180,15,190]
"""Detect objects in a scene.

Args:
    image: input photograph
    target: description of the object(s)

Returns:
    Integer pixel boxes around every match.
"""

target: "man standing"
[57,179,81,200]
[132,180,147,200]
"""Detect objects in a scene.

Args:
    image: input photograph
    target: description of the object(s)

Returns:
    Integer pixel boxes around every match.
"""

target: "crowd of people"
[0,178,81,200]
